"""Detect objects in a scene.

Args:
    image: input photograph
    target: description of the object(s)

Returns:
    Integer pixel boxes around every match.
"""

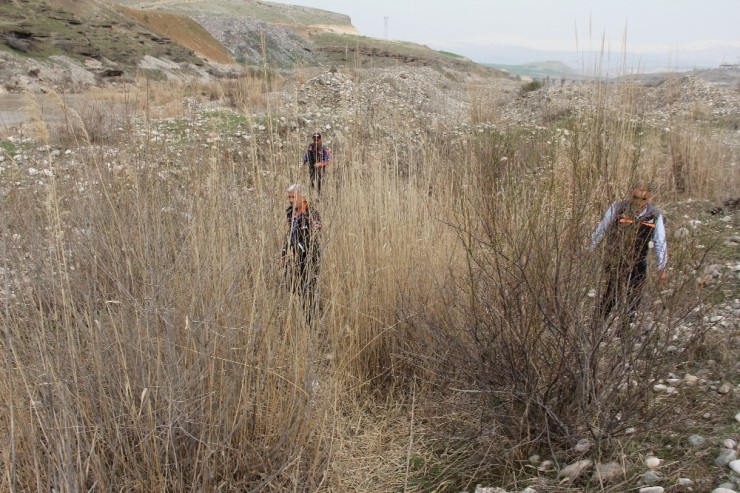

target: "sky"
[269,0,740,69]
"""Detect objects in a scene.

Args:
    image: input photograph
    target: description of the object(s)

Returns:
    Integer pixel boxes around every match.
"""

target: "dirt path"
[0,94,30,130]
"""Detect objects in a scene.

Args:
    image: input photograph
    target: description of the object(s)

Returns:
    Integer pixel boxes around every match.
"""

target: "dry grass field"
[0,66,738,492]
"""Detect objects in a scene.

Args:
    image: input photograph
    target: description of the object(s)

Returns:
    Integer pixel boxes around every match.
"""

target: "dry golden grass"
[117,6,234,64]
[0,71,737,492]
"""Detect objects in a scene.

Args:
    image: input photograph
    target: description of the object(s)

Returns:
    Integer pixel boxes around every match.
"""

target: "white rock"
[725,439,738,450]
[688,435,706,447]
[645,456,661,469]
[684,374,698,385]
[572,438,593,453]
[639,487,664,493]
[729,459,740,474]
[590,462,623,483]
[674,227,690,239]
[718,382,734,394]
[736,412,740,423]
[711,489,738,493]
[558,459,592,481]
[715,449,737,467]
[642,471,661,484]
[473,486,507,493]
[677,477,694,487]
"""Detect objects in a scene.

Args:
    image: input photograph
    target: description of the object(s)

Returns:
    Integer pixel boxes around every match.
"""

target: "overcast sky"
[269,0,740,67]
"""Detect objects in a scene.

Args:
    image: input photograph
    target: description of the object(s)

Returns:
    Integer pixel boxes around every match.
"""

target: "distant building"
[719,63,738,70]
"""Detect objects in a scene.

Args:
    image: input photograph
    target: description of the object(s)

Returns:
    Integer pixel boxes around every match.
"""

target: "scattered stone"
[736,412,740,423]
[716,449,738,467]
[537,460,555,472]
[677,477,694,487]
[684,374,699,385]
[688,434,707,447]
[645,456,662,469]
[718,382,734,394]
[473,486,508,493]
[571,438,593,454]
[558,459,592,481]
[591,462,623,483]
[726,439,738,450]
[528,455,540,465]
[639,487,664,493]
[712,488,738,493]
[642,471,661,485]
[674,227,690,239]
[730,460,740,474]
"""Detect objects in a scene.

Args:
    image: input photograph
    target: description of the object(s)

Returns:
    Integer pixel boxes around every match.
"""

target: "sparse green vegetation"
[519,78,544,95]
[0,139,19,155]
[0,0,202,67]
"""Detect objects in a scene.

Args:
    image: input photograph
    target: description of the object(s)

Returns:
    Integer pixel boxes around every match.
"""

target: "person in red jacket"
[282,183,321,320]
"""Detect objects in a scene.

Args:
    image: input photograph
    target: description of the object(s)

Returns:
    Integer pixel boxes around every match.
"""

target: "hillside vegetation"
[112,0,354,28]
[0,0,202,67]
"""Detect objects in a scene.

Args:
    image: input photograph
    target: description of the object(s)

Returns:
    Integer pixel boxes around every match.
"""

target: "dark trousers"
[285,258,319,323]
[598,258,647,323]
[309,165,324,194]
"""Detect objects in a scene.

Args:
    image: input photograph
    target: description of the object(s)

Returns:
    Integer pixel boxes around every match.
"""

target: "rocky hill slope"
[0,0,503,93]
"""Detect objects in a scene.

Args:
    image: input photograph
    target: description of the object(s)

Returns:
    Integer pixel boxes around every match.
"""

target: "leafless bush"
[405,118,716,471]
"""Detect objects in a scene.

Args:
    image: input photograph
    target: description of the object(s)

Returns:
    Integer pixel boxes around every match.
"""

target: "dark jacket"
[283,205,321,270]
[303,144,331,168]
[606,200,661,266]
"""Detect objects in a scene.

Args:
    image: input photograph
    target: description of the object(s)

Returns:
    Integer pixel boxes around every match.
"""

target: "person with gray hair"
[591,181,668,325]
[282,183,321,319]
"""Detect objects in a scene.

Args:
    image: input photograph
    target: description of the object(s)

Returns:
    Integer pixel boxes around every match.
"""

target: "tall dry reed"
[0,67,736,491]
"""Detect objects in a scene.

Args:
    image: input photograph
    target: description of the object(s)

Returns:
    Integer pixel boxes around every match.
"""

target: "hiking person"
[303,132,331,194]
[282,183,321,318]
[591,181,668,324]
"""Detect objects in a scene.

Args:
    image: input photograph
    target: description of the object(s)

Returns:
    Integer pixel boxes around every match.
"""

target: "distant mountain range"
[435,43,740,77]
